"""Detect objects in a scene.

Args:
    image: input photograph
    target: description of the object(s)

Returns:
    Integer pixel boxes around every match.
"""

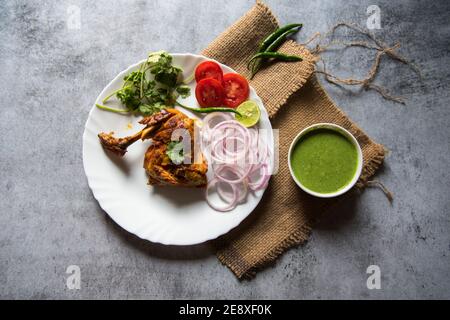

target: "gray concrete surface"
[0,0,449,299]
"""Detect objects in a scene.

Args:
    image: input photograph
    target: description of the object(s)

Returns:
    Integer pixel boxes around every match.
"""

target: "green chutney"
[290,128,358,194]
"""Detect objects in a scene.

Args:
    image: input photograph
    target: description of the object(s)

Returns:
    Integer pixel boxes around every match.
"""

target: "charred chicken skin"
[98,109,207,188]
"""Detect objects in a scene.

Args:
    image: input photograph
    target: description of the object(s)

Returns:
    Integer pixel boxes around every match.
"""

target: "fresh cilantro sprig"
[97,51,191,116]
[166,141,185,165]
[176,85,191,99]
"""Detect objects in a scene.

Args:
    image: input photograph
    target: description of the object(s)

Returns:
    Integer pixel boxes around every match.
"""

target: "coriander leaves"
[151,52,182,88]
[99,52,190,116]
[176,85,191,99]
[166,140,185,165]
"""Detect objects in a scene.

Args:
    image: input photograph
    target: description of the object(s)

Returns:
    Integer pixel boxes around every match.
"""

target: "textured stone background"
[0,0,449,299]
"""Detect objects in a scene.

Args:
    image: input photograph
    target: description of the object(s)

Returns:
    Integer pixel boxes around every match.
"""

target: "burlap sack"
[202,1,385,279]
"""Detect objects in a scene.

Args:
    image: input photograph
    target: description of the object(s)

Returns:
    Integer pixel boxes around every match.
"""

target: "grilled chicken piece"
[98,109,173,156]
[98,109,207,188]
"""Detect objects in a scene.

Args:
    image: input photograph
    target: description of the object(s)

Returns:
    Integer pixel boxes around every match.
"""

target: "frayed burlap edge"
[255,0,279,26]
[217,225,312,280]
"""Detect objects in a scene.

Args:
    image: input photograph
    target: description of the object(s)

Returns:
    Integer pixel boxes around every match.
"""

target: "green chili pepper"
[258,23,303,53]
[267,28,300,52]
[249,52,302,63]
[248,28,300,71]
[249,24,303,78]
[175,101,242,116]
[250,52,302,79]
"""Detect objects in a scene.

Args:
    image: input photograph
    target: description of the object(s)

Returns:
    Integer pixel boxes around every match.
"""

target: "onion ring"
[248,163,270,191]
[203,118,272,211]
[202,112,233,138]
[205,178,238,212]
[218,179,248,204]
[214,164,252,185]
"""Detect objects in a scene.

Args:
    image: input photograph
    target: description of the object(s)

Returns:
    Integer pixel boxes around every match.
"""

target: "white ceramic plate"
[83,53,274,245]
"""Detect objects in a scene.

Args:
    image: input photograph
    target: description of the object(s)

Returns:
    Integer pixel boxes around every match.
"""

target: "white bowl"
[287,123,363,198]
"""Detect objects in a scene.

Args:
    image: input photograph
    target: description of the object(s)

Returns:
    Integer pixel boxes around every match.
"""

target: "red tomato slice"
[195,78,225,107]
[222,73,250,108]
[195,61,224,83]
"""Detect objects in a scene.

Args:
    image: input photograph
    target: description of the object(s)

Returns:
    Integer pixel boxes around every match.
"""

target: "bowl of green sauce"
[288,123,363,198]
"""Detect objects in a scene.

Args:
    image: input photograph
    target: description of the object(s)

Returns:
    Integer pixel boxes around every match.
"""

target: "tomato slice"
[195,61,224,83]
[222,73,250,108]
[195,78,225,107]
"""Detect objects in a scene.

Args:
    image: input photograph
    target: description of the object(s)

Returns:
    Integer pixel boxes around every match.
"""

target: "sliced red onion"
[211,120,250,146]
[211,136,248,163]
[206,178,238,212]
[218,179,248,204]
[248,128,259,149]
[223,136,248,157]
[202,112,233,138]
[203,118,272,212]
[214,164,251,185]
[248,163,271,191]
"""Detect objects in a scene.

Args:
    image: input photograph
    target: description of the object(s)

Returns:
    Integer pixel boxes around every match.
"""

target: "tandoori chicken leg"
[98,109,208,188]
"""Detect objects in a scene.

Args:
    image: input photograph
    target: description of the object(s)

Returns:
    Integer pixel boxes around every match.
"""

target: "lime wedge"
[235,101,261,127]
